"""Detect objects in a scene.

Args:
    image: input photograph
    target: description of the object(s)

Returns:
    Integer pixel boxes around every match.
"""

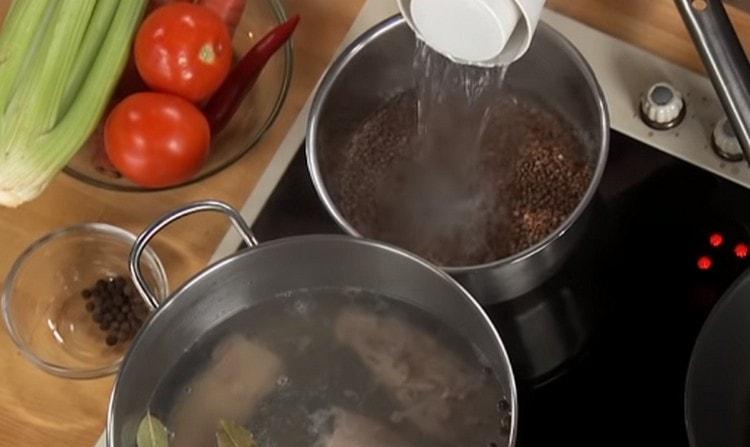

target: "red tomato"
[135,3,233,102]
[104,92,210,188]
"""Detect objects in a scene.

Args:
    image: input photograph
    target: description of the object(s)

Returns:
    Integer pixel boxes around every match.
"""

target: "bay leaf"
[136,413,169,447]
[216,419,257,447]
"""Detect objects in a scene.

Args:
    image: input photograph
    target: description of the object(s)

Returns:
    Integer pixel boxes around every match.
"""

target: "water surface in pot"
[142,287,511,447]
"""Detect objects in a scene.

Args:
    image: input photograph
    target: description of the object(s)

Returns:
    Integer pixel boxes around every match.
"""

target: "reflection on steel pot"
[685,268,750,447]
[306,15,608,304]
[107,200,518,447]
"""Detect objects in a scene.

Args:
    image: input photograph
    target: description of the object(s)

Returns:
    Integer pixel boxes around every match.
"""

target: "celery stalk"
[0,0,53,114]
[60,0,119,117]
[0,0,148,207]
[6,0,97,132]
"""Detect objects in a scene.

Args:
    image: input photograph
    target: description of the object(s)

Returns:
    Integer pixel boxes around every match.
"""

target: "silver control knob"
[712,117,744,162]
[640,82,686,130]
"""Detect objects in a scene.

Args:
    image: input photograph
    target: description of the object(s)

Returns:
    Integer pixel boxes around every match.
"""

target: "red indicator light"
[697,256,713,270]
[709,233,724,247]
[735,243,749,259]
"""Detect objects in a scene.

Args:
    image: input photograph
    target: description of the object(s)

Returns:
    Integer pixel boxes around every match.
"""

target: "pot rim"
[306,14,610,273]
[107,234,519,447]
[683,260,750,446]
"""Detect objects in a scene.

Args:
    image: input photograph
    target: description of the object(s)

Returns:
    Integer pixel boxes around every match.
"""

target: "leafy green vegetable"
[216,419,257,447]
[0,0,148,207]
[136,413,169,447]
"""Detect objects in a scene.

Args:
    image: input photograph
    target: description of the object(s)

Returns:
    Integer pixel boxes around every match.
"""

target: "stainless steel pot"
[306,15,609,304]
[107,200,518,446]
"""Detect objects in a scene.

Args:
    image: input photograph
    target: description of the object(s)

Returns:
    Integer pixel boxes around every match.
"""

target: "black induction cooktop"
[251,131,750,446]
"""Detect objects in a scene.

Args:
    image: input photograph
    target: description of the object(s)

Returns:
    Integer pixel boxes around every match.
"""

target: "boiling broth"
[146,288,511,446]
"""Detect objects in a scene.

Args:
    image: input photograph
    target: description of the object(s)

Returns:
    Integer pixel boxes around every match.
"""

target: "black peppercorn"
[82,275,143,346]
[105,334,118,346]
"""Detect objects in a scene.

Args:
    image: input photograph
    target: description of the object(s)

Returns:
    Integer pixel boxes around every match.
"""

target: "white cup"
[398,0,545,66]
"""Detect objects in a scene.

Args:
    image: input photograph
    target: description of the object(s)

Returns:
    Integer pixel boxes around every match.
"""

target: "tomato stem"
[199,43,217,64]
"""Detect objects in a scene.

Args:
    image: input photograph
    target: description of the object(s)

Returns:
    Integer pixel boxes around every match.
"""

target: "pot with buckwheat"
[306,15,609,304]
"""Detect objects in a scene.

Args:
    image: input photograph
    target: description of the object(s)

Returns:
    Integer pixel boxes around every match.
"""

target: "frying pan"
[685,267,750,446]
[672,2,750,442]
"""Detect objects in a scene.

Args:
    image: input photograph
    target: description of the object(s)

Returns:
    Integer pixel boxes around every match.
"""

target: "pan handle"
[129,200,257,309]
[675,0,750,165]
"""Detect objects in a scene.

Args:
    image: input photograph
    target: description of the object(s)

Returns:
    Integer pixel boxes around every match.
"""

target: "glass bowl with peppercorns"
[1,223,168,379]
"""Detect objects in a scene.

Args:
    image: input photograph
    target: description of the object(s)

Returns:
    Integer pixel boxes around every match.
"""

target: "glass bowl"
[63,0,292,191]
[2,224,168,379]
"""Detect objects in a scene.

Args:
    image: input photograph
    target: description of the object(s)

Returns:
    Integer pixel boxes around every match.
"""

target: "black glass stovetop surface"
[251,131,750,446]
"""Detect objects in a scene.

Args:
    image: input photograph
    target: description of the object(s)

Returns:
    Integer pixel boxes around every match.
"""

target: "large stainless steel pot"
[306,15,609,304]
[107,200,518,446]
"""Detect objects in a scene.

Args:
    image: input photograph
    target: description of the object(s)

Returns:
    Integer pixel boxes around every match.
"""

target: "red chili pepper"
[147,0,191,14]
[199,0,247,36]
[204,14,300,135]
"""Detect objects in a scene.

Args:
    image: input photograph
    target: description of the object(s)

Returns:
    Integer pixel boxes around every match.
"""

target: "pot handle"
[129,200,258,309]
[675,0,750,165]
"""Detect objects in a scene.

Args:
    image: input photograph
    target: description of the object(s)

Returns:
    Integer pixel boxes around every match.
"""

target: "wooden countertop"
[546,0,750,74]
[1,0,747,445]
